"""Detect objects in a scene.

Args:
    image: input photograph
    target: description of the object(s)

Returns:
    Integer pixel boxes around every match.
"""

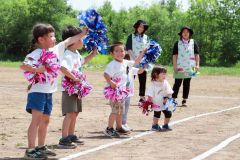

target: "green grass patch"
[199,66,240,76]
[0,61,21,67]
[1,59,240,76]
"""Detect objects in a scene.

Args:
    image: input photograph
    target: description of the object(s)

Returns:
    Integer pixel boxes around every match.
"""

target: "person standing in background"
[126,20,149,103]
[172,26,200,106]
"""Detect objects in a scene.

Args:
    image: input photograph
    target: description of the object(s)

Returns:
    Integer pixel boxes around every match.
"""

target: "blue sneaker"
[162,124,172,131]
[151,124,162,131]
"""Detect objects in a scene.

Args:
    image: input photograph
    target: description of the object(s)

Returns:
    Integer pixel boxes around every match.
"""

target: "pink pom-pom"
[103,78,132,102]
[62,71,93,98]
[138,100,153,116]
[23,49,60,85]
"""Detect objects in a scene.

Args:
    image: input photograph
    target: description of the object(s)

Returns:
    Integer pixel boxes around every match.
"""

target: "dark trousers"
[138,70,147,97]
[172,78,191,99]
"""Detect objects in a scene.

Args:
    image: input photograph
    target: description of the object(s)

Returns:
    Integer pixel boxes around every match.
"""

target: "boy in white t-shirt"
[103,42,146,137]
[146,66,174,131]
[58,26,97,149]
[20,23,87,159]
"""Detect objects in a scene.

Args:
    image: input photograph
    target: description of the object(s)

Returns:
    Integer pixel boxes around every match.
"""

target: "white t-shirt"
[23,42,65,93]
[146,80,174,111]
[61,49,84,72]
[104,59,135,89]
[61,49,85,91]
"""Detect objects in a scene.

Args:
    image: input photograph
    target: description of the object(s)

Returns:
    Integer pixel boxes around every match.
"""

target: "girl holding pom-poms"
[58,26,98,149]
[145,66,175,131]
[20,23,87,159]
[103,42,146,138]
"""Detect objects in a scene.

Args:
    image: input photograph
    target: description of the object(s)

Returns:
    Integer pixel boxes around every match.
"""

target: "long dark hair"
[28,23,55,53]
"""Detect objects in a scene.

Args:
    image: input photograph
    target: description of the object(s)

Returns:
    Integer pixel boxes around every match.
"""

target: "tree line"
[0,0,239,66]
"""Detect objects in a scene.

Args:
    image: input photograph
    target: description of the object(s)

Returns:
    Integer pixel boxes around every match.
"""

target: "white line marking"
[191,133,240,160]
[59,131,154,160]
[191,95,240,100]
[59,105,240,160]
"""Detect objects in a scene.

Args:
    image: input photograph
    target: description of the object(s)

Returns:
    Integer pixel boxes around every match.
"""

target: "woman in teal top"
[172,26,200,106]
[126,20,149,103]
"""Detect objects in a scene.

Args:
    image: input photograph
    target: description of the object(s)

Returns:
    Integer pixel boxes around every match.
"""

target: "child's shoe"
[182,99,188,107]
[122,124,133,131]
[103,127,120,138]
[24,148,47,160]
[116,127,131,135]
[58,137,77,149]
[162,124,172,131]
[35,145,56,156]
[68,135,84,145]
[151,124,162,131]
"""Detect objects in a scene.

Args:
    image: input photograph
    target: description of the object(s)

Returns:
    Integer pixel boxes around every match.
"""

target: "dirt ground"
[0,67,240,160]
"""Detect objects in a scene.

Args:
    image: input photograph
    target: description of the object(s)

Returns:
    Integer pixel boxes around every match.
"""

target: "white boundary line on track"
[59,105,240,160]
[191,95,240,100]
[191,133,240,160]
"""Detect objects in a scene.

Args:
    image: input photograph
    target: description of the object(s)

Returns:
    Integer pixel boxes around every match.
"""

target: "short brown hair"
[151,65,167,81]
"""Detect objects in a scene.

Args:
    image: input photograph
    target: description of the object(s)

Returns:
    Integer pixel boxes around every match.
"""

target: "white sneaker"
[122,124,133,131]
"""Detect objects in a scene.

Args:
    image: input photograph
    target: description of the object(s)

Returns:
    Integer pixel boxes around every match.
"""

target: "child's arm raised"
[104,72,117,89]
[60,67,80,82]
[20,64,46,73]
[83,48,98,65]
[134,48,147,65]
[127,50,135,60]
[63,28,88,48]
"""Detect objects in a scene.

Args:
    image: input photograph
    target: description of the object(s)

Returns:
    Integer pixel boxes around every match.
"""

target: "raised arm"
[83,48,98,64]
[63,28,88,48]
[134,48,147,65]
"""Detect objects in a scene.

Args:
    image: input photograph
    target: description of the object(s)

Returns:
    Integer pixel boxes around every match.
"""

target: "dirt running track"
[0,67,240,160]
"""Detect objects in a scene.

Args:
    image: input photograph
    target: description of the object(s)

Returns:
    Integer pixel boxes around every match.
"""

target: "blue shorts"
[26,92,53,115]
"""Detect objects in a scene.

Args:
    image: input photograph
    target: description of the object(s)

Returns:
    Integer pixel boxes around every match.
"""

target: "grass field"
[1,55,240,76]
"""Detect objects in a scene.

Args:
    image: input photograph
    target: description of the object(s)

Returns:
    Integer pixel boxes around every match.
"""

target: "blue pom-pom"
[164,98,177,112]
[78,9,108,54]
[140,40,162,67]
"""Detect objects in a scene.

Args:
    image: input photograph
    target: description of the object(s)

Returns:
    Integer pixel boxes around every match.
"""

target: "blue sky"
[67,0,190,11]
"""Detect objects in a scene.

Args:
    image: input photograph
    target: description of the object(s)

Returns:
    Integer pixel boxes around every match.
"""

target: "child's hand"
[73,77,81,82]
[163,97,169,105]
[35,66,46,73]
[81,27,88,35]
[195,65,200,71]
[92,48,98,55]
[173,67,178,73]
[109,81,117,89]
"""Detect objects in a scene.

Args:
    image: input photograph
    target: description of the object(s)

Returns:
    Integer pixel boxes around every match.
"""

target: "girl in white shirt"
[146,66,174,131]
